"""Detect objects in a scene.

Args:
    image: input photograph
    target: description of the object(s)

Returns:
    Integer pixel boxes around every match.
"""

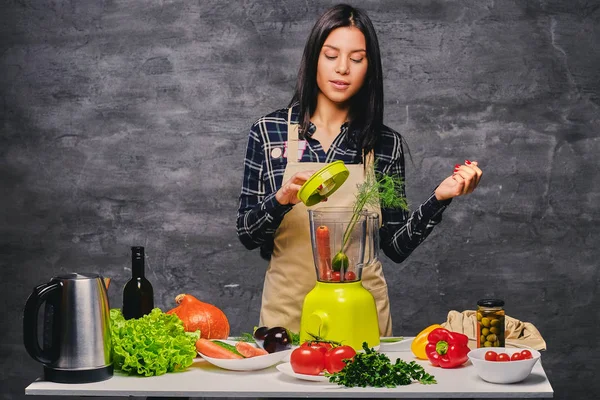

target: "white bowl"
[468,347,541,384]
[198,340,291,371]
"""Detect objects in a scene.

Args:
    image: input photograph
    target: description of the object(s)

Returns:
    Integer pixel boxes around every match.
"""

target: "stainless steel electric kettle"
[23,273,113,383]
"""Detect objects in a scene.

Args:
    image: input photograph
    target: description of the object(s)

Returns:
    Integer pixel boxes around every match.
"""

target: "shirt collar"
[304,121,349,139]
[290,103,350,138]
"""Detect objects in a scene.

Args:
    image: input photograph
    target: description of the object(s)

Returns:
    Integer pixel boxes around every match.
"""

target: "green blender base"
[299,281,380,350]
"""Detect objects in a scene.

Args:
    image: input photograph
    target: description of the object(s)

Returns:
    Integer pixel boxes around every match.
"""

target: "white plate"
[378,337,414,352]
[276,362,330,382]
[198,340,291,371]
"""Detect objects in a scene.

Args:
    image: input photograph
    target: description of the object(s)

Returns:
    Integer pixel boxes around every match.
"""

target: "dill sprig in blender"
[332,164,408,270]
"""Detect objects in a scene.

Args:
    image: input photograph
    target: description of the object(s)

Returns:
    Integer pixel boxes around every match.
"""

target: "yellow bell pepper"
[411,324,443,360]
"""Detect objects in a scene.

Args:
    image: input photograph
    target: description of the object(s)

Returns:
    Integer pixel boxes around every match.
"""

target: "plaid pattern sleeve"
[236,111,293,255]
[376,126,452,263]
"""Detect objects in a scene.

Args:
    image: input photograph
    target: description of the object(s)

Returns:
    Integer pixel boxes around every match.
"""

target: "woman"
[236,4,482,336]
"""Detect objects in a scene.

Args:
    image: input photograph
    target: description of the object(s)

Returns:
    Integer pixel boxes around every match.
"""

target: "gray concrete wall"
[2,1,599,399]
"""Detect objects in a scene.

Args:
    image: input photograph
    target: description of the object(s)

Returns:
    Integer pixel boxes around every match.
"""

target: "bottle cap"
[297,161,349,206]
[477,298,505,307]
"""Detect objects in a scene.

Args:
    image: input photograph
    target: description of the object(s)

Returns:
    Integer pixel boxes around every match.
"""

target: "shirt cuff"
[421,191,451,220]
[261,192,294,218]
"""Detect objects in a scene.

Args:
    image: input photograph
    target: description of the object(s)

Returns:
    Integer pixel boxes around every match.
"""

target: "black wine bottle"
[122,246,154,320]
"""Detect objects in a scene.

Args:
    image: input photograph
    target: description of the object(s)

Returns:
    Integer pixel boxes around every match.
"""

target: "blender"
[299,208,380,350]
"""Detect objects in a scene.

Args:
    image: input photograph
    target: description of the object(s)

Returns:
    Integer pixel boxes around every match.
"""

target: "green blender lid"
[297,161,349,206]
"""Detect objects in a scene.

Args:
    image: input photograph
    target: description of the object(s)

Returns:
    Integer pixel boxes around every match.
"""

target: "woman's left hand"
[434,160,483,201]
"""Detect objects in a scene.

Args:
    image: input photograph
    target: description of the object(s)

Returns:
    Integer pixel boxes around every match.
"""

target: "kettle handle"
[23,281,61,364]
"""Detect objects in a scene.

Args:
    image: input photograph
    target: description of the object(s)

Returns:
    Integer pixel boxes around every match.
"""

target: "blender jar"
[308,208,378,283]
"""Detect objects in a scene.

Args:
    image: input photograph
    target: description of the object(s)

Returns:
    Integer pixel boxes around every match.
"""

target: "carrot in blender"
[316,225,332,280]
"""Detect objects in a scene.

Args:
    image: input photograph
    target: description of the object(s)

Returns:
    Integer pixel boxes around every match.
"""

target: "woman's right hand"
[275,170,315,205]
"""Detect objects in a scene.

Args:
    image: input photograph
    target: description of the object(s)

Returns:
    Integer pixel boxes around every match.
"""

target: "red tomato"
[520,349,533,360]
[511,352,523,361]
[324,345,356,373]
[344,271,357,281]
[484,350,498,361]
[290,347,325,375]
[497,353,510,362]
[331,271,341,282]
[301,341,333,355]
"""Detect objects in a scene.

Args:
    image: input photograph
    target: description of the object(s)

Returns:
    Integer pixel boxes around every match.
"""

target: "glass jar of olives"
[476,299,505,348]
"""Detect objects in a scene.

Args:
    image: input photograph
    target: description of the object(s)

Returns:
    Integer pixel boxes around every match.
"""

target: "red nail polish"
[455,164,461,169]
[465,159,471,165]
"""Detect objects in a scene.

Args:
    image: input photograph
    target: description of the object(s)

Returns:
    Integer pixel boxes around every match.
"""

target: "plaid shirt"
[236,104,451,262]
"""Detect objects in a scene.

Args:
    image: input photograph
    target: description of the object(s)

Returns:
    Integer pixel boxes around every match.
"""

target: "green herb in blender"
[334,164,408,264]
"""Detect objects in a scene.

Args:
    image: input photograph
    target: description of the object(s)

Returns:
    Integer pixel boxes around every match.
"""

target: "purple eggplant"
[262,326,292,353]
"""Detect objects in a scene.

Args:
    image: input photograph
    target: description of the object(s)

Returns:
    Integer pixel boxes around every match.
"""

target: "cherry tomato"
[511,352,523,361]
[520,349,533,360]
[301,341,333,355]
[484,350,498,361]
[290,347,325,375]
[497,353,510,362]
[331,271,341,282]
[344,271,357,281]
[324,345,356,373]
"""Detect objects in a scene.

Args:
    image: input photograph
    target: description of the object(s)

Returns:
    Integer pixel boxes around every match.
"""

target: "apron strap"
[287,106,293,126]
[286,107,300,165]
[365,150,375,169]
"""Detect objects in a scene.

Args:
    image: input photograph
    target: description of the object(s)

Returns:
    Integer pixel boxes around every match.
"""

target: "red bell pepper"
[425,328,469,368]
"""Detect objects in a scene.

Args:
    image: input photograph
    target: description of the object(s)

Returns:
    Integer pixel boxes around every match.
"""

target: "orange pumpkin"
[166,294,230,339]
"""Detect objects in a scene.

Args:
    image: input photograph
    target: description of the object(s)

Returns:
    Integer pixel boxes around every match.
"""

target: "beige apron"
[259,108,393,336]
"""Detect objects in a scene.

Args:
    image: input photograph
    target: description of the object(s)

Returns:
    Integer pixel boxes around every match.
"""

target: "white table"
[25,349,554,398]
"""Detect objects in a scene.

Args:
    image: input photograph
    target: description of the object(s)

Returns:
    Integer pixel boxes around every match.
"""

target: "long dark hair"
[289,4,384,157]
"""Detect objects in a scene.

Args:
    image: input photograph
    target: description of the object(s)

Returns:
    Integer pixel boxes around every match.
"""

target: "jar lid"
[477,298,505,307]
[297,161,349,206]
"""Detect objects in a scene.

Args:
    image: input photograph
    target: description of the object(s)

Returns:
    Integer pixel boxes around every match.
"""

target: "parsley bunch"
[327,342,437,388]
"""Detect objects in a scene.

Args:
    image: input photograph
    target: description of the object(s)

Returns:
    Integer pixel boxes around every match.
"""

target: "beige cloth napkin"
[440,310,547,351]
